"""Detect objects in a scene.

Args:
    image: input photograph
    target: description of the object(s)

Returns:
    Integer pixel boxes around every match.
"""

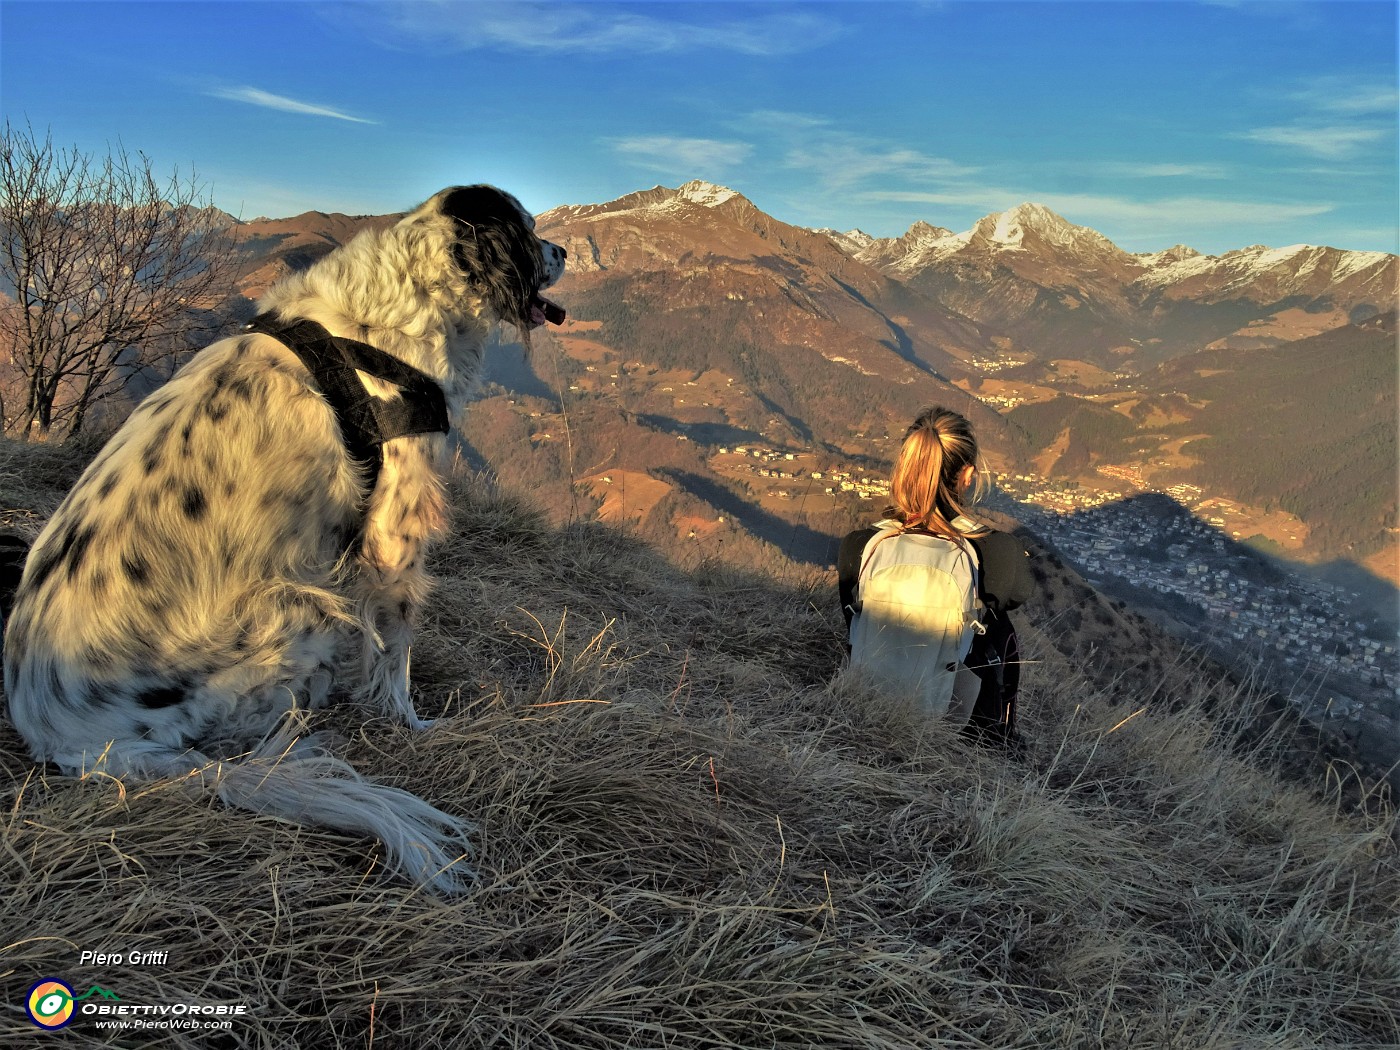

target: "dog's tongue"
[529,294,566,327]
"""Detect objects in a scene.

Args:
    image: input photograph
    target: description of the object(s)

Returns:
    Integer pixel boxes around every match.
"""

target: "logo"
[27,979,76,1029]
[25,979,120,1029]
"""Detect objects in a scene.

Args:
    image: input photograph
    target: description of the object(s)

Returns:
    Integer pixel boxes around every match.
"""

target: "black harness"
[245,312,450,490]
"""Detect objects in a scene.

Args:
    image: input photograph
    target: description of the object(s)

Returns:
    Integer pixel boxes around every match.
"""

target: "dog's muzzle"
[530,240,567,327]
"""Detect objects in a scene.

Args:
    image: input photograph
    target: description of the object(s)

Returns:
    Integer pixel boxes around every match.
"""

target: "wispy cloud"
[612,136,753,178]
[1099,162,1229,180]
[1287,75,1399,115]
[738,111,979,190]
[1237,125,1388,159]
[1197,1,1322,29]
[351,2,842,56]
[1237,73,1396,159]
[209,86,377,124]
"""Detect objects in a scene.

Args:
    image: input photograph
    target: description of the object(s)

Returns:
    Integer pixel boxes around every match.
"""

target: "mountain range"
[225,181,1398,586]
[824,199,1393,365]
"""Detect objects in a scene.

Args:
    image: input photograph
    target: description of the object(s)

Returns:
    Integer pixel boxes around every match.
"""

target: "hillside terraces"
[0,437,1396,1048]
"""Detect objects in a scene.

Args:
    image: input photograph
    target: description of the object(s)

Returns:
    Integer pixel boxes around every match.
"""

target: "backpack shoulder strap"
[857,524,906,584]
[838,526,880,630]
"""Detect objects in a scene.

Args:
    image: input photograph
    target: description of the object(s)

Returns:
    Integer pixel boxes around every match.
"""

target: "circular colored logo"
[26,978,76,1029]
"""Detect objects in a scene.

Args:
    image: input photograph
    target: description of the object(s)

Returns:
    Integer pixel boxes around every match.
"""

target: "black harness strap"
[245,312,449,490]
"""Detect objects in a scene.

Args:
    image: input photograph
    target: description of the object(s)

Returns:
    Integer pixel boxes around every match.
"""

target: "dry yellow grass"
[1,439,1396,1048]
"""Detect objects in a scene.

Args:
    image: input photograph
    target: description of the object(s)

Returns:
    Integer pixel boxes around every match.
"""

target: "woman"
[839,407,1032,737]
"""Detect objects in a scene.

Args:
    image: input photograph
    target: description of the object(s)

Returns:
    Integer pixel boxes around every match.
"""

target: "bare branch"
[0,121,242,437]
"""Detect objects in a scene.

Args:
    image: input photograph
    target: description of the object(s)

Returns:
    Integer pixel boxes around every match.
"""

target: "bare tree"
[0,122,240,438]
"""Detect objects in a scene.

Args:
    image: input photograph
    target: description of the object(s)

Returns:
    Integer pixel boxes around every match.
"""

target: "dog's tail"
[57,714,477,896]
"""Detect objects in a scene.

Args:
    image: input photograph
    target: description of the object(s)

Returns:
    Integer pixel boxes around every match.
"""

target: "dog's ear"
[438,185,542,349]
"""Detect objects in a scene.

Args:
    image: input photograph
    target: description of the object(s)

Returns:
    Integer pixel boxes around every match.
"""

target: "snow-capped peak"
[988,205,1039,247]
[1135,244,1203,268]
[815,228,877,253]
[833,201,1156,278]
[675,180,740,207]
[902,220,956,246]
[545,180,751,224]
[971,203,1104,253]
[1131,240,1396,296]
[1331,248,1395,281]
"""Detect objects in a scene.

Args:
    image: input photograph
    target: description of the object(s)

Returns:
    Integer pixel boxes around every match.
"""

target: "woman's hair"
[886,406,985,542]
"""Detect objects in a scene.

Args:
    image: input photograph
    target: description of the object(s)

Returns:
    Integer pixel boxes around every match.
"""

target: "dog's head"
[417,185,566,348]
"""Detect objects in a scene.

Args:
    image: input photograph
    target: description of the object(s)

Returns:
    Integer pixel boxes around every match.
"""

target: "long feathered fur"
[3,185,566,894]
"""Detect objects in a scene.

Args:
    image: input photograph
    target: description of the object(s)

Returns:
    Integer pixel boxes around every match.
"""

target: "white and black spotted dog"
[3,185,566,894]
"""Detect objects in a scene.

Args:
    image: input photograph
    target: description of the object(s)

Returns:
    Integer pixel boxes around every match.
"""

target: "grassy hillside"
[0,439,1396,1049]
[1006,396,1141,477]
[1169,315,1398,563]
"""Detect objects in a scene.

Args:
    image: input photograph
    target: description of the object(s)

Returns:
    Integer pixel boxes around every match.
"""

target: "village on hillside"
[988,472,1399,728]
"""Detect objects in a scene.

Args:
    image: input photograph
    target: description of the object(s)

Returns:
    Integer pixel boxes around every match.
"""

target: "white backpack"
[848,518,983,717]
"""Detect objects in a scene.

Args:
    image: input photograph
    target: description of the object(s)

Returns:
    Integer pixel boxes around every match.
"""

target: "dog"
[3,185,566,894]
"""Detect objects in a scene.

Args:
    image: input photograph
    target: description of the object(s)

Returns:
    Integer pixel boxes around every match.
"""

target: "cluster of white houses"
[717,446,893,503]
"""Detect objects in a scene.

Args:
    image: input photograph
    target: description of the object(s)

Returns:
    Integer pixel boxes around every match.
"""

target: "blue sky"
[2,1,1396,254]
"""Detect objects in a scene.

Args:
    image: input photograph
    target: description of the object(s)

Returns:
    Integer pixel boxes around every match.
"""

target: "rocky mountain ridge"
[835,201,1392,290]
[815,196,1394,362]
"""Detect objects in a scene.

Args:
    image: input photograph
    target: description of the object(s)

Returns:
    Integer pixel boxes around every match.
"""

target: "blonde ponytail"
[886,407,982,543]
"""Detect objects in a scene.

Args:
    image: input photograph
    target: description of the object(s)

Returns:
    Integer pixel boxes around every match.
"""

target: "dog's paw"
[356,678,437,731]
